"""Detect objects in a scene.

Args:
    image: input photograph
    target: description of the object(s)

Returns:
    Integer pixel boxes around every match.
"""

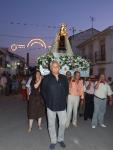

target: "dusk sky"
[0,0,113,65]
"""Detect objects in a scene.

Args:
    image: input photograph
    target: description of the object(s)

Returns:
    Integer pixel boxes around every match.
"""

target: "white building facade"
[69,28,99,55]
[77,27,113,78]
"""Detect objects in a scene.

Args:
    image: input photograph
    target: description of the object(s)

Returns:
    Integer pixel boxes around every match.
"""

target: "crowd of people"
[0,72,28,99]
[25,61,113,150]
[0,61,113,150]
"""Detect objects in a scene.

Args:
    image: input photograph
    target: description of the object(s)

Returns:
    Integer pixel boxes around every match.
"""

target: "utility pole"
[26,52,29,75]
[71,27,76,40]
[72,27,76,36]
[26,52,29,67]
[89,16,95,36]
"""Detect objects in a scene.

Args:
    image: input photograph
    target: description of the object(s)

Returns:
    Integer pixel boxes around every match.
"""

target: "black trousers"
[84,93,94,120]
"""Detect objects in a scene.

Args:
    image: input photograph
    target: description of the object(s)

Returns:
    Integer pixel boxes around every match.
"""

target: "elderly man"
[41,60,69,150]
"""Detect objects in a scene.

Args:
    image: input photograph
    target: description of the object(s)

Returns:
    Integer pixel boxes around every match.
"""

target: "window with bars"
[100,43,106,61]
[95,39,106,62]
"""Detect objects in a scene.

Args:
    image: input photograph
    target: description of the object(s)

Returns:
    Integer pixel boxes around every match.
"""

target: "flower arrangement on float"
[37,53,90,72]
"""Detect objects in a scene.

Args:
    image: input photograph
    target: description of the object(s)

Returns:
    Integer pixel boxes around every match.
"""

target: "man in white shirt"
[92,73,113,128]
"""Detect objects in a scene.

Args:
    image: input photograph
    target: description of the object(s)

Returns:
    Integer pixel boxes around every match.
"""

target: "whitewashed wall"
[79,31,113,78]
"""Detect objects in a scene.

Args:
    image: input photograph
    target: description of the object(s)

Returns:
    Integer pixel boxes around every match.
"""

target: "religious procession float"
[37,24,90,77]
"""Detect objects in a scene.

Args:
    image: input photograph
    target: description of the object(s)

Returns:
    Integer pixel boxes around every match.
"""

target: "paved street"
[0,94,113,150]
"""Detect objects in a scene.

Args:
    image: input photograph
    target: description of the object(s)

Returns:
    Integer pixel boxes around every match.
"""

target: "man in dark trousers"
[41,60,69,150]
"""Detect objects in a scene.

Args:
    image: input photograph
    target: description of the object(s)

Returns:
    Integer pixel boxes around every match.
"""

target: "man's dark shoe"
[58,141,66,148]
[49,143,56,150]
